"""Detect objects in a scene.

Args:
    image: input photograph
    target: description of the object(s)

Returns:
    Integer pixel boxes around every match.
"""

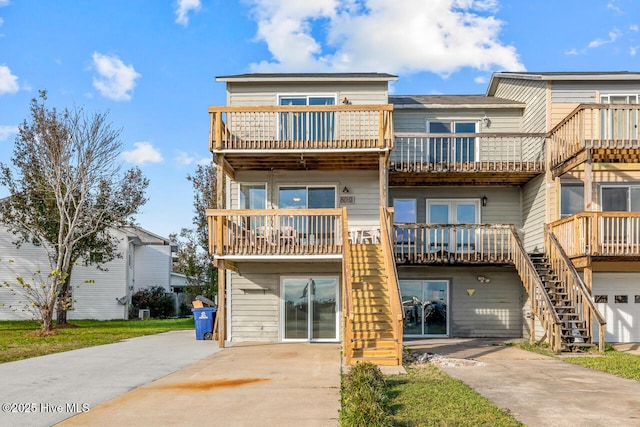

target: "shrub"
[130,286,174,318]
[340,362,391,427]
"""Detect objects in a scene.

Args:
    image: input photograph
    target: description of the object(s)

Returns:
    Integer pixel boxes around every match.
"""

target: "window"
[278,186,336,237]
[600,94,639,140]
[560,184,584,217]
[393,199,417,244]
[615,295,628,304]
[594,295,608,303]
[427,121,477,163]
[601,185,640,212]
[239,184,266,209]
[279,95,336,141]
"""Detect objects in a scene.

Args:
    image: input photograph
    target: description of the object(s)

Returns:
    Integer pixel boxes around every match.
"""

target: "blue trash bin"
[192,307,216,340]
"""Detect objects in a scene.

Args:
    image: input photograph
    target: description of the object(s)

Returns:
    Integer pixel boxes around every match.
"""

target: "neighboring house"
[207,71,640,365]
[0,225,177,321]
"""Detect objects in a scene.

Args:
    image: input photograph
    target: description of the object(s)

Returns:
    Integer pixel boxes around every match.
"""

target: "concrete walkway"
[406,339,640,427]
[57,342,341,427]
[0,330,221,427]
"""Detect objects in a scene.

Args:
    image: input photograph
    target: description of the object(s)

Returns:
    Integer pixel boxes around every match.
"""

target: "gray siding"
[398,266,524,338]
[521,175,545,252]
[228,262,341,342]
[133,245,172,291]
[232,170,381,229]
[393,108,522,133]
[226,81,389,106]
[389,186,522,226]
[551,81,640,103]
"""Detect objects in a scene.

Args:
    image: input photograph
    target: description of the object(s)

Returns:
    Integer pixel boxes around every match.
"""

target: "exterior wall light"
[481,195,488,207]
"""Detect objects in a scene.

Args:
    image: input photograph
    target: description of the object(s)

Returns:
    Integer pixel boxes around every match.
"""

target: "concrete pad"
[58,342,341,427]
[0,330,221,427]
[406,338,640,427]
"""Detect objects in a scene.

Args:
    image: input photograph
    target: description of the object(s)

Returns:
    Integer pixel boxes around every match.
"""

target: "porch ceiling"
[389,171,541,186]
[222,152,382,171]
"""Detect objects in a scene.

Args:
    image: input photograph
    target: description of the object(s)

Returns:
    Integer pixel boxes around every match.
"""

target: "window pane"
[429,122,451,133]
[602,187,629,211]
[280,97,306,106]
[454,122,475,133]
[456,204,476,224]
[429,204,449,223]
[631,187,640,212]
[308,97,335,105]
[394,199,416,223]
[279,187,306,209]
[308,187,335,208]
[561,185,584,217]
[240,184,266,209]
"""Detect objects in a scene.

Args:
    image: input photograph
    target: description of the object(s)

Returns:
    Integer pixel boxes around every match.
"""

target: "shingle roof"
[216,73,398,82]
[390,95,525,109]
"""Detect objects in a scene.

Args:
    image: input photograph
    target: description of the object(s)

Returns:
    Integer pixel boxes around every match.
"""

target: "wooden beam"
[379,153,388,211]
[551,150,588,178]
[217,266,226,348]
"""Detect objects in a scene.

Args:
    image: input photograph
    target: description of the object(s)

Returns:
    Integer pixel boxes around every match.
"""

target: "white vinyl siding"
[133,245,172,292]
[521,175,546,252]
[228,263,341,342]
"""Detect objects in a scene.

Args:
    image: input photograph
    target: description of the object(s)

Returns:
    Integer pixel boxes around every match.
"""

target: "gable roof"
[487,71,640,95]
[390,94,525,109]
[216,73,398,83]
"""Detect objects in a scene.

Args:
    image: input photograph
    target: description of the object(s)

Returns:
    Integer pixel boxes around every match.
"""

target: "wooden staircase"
[346,243,401,366]
[529,253,596,352]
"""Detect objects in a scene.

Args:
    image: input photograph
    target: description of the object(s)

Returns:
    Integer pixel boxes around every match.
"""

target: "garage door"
[593,273,640,342]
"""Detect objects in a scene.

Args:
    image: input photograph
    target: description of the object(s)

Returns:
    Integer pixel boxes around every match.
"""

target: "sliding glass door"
[282,277,339,341]
[400,280,449,336]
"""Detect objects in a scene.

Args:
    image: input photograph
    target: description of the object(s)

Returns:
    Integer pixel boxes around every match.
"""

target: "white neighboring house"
[0,225,177,321]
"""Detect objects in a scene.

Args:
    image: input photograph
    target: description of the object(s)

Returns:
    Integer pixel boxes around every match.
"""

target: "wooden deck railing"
[508,226,563,353]
[206,208,344,257]
[209,105,394,151]
[380,207,403,363]
[545,225,606,353]
[550,212,640,257]
[393,223,513,264]
[340,208,354,365]
[391,132,545,173]
[549,103,640,169]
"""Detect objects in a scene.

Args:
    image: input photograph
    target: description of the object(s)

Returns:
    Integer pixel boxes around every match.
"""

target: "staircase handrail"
[508,225,563,353]
[544,225,606,352]
[341,207,354,364]
[380,207,403,364]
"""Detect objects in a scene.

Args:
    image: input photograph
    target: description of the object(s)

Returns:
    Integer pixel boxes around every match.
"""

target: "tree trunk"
[55,267,73,325]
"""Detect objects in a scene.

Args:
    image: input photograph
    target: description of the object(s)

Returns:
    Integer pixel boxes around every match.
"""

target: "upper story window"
[279,95,336,141]
[560,184,584,217]
[239,184,266,209]
[601,185,640,212]
[600,94,639,140]
[427,121,478,163]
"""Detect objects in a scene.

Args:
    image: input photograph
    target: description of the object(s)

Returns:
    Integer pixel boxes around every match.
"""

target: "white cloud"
[91,52,140,101]
[247,0,524,75]
[565,48,580,56]
[630,24,639,32]
[607,1,623,14]
[473,75,488,84]
[122,142,163,165]
[175,150,195,167]
[0,125,18,141]
[175,0,201,26]
[631,46,639,56]
[0,1,9,7]
[588,28,622,49]
[0,65,19,94]
[196,156,213,166]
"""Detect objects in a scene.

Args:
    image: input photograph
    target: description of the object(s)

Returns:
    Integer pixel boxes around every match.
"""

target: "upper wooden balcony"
[549,104,640,177]
[390,132,545,186]
[393,223,517,265]
[549,212,640,266]
[207,208,345,261]
[208,105,394,171]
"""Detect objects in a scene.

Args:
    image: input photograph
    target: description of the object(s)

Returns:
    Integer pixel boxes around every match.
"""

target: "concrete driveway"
[405,338,640,427]
[0,330,221,427]
[57,342,341,427]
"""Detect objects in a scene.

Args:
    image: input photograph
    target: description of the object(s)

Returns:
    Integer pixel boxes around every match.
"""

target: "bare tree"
[0,91,148,332]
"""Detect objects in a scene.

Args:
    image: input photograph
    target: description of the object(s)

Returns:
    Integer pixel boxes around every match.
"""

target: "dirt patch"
[25,329,59,337]
[405,351,485,367]
[154,378,269,391]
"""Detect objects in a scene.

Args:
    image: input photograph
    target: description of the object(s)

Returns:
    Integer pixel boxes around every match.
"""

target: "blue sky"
[0,0,639,238]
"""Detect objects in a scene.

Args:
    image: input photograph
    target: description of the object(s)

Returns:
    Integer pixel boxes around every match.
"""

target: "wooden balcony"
[549,212,640,265]
[208,105,394,171]
[207,208,344,260]
[550,104,640,177]
[390,132,545,186]
[393,223,515,264]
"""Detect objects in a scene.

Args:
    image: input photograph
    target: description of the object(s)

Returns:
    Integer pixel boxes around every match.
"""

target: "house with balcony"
[207,71,640,366]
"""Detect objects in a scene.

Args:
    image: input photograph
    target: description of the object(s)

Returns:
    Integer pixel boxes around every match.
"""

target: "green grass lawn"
[516,342,640,382]
[0,318,194,364]
[386,365,523,427]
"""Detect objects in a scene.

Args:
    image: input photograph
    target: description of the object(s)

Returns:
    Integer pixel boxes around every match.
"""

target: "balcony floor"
[221,151,382,171]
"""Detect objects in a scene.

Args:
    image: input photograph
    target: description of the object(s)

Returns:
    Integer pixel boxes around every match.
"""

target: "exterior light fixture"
[482,115,491,127]
[342,186,350,194]
[481,195,488,207]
